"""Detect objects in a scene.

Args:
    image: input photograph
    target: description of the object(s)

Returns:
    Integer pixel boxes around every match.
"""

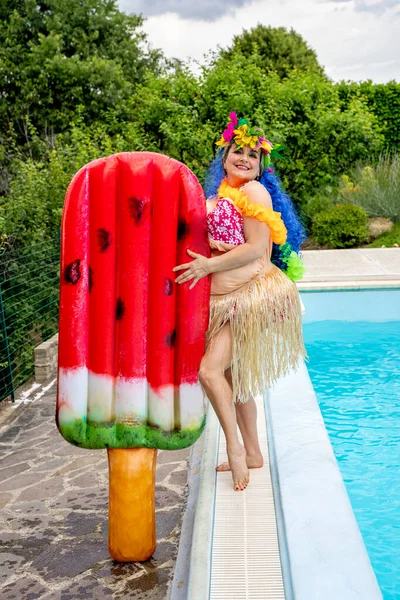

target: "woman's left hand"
[173,250,210,289]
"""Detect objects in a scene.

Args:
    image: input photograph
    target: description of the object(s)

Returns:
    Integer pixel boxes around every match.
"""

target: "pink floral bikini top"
[207,198,245,246]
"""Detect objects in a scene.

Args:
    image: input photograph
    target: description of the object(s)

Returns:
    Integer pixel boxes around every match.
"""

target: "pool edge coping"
[297,280,400,292]
[267,362,383,600]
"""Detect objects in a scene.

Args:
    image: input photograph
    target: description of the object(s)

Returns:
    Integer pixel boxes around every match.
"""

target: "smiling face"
[223,143,261,187]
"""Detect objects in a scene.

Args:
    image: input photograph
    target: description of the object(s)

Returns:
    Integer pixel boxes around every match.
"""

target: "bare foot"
[216,452,264,472]
[226,444,250,491]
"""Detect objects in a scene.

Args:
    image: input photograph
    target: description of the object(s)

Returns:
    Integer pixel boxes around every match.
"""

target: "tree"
[220,25,325,79]
[0,0,162,141]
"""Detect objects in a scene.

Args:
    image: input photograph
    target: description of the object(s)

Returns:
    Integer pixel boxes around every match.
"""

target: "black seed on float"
[177,220,189,240]
[165,330,176,348]
[64,259,81,284]
[88,267,94,292]
[97,228,112,252]
[163,278,173,296]
[129,196,148,223]
[116,298,125,321]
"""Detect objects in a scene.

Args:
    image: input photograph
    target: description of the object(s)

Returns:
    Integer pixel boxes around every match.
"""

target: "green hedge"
[337,81,400,150]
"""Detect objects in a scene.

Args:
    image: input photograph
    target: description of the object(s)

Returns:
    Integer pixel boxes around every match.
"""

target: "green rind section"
[58,415,207,451]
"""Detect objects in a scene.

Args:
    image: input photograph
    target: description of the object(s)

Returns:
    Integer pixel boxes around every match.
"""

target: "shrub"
[299,193,335,230]
[312,204,369,248]
[338,153,400,222]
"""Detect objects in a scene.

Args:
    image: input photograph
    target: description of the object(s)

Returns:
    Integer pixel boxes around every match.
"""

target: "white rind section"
[115,377,148,423]
[58,369,206,432]
[87,371,114,422]
[148,385,175,432]
[176,383,206,430]
[58,367,88,423]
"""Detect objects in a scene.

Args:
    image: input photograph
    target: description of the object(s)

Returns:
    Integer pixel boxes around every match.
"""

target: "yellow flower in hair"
[261,140,273,153]
[234,125,249,145]
[248,136,259,148]
[216,136,226,147]
[235,124,248,135]
[234,125,260,149]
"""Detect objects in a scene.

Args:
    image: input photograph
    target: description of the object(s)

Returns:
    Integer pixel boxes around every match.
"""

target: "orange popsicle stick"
[108,448,157,561]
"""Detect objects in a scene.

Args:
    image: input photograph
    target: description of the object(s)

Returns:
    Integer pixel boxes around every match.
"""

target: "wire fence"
[0,237,59,402]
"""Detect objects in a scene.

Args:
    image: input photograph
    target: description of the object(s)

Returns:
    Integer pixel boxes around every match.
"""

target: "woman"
[173,112,307,492]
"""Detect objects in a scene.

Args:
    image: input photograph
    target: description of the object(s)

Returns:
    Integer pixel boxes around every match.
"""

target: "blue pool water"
[302,291,400,600]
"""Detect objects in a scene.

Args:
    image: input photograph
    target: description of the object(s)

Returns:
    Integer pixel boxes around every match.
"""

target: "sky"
[118,0,400,83]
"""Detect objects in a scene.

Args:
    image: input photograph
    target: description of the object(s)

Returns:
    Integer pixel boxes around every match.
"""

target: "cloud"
[329,0,400,15]
[119,0,254,21]
[128,0,400,82]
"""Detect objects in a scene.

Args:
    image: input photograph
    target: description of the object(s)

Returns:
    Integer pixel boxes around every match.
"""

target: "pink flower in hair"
[222,121,235,142]
[229,111,238,126]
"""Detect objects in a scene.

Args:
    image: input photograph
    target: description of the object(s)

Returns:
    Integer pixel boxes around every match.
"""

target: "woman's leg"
[199,323,249,491]
[216,368,264,472]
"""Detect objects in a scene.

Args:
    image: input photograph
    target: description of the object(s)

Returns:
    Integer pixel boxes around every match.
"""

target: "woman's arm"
[173,181,272,288]
[208,181,272,274]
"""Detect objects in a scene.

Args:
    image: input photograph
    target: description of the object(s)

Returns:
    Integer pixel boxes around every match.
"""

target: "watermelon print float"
[57,152,210,451]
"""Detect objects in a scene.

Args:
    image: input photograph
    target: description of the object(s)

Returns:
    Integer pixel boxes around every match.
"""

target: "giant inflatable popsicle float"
[57,152,210,560]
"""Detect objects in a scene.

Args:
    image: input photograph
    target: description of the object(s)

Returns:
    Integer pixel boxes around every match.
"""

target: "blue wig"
[204,150,307,273]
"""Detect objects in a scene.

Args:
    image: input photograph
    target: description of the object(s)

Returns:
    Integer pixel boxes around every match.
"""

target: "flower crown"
[216,111,283,170]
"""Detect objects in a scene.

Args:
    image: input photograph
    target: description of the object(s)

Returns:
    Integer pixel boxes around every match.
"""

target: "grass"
[367,222,400,248]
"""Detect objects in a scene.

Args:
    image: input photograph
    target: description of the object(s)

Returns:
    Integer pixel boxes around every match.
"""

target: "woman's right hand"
[173,249,211,289]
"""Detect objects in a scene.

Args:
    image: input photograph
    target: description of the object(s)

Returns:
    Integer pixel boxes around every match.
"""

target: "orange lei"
[217,179,287,245]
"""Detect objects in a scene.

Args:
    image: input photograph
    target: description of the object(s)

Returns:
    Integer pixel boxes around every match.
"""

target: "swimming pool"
[301,289,400,600]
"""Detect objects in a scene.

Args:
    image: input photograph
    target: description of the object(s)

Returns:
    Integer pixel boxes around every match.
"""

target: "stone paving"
[0,382,191,599]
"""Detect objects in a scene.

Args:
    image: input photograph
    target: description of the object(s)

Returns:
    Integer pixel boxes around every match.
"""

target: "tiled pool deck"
[299,247,400,288]
[0,248,399,600]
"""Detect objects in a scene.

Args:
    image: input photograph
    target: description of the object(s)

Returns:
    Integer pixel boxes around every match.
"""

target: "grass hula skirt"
[206,264,306,403]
